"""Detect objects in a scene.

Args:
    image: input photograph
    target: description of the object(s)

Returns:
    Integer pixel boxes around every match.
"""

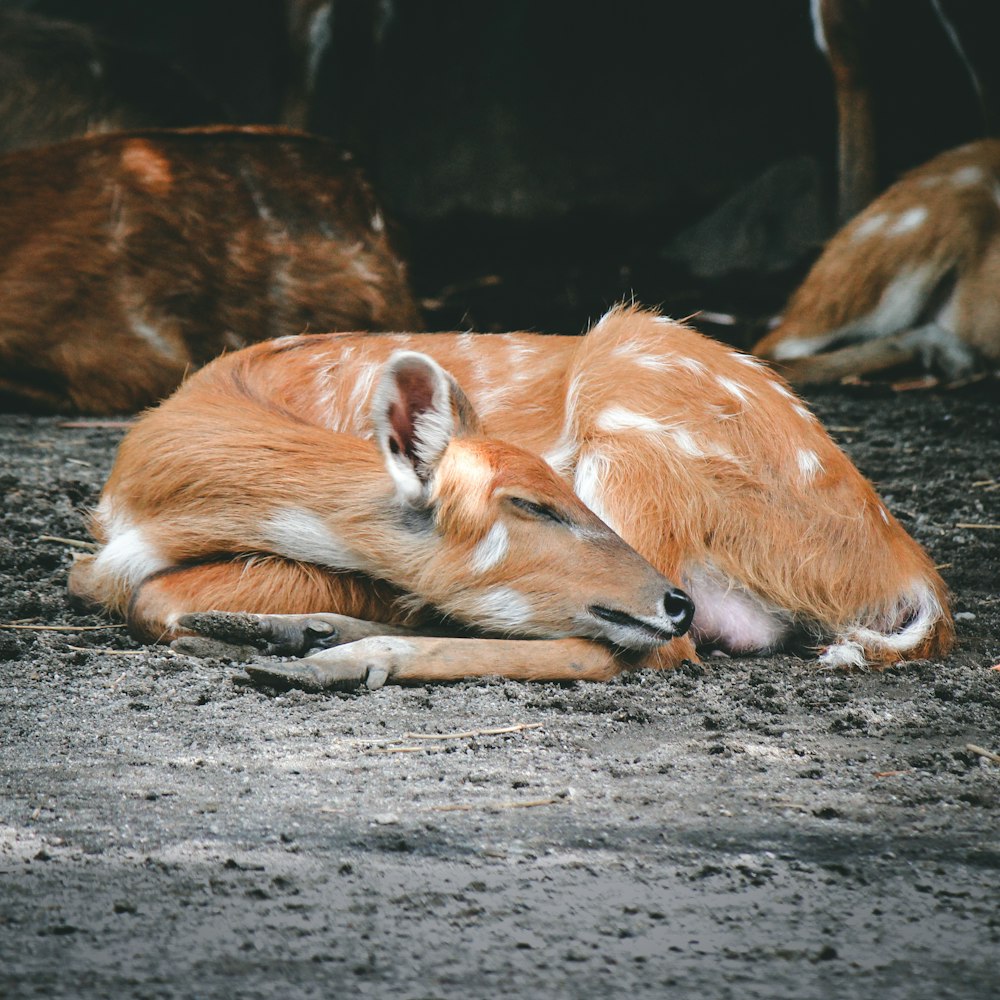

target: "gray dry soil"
[1,382,998,999]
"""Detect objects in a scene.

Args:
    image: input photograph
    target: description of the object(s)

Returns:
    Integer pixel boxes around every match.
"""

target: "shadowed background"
[6,0,1000,334]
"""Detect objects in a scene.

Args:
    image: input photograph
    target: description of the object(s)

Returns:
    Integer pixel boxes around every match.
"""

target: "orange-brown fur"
[755,140,1000,382]
[113,558,413,645]
[0,126,421,414]
[71,306,953,682]
[566,313,945,650]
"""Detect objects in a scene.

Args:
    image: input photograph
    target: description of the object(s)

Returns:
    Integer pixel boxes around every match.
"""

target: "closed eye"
[508,497,568,525]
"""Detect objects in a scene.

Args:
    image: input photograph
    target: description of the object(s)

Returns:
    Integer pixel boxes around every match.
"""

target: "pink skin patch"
[683,566,790,654]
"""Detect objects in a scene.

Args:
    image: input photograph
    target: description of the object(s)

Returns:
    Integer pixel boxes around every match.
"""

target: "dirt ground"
[1,291,999,996]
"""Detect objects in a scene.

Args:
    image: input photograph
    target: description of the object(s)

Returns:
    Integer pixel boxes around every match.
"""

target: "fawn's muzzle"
[589,583,695,649]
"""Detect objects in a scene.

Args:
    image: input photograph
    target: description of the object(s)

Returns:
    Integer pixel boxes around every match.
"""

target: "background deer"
[0,125,420,414]
[754,140,1000,383]
[70,305,953,689]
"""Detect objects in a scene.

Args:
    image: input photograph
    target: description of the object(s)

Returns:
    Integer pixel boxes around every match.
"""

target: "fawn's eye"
[509,497,567,525]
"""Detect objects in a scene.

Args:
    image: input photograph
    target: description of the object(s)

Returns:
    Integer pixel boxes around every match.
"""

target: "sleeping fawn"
[70,305,953,689]
[755,140,1000,383]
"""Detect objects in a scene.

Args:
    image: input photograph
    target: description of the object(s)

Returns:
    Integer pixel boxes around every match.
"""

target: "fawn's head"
[369,351,693,650]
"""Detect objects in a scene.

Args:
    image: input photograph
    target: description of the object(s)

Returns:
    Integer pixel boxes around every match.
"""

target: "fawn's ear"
[371,351,482,504]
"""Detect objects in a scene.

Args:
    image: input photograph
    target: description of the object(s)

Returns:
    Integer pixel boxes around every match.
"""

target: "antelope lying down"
[70,306,953,689]
[755,140,1000,383]
[0,126,419,413]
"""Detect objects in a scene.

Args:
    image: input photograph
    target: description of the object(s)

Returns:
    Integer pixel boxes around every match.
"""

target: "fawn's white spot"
[543,433,578,476]
[573,449,615,529]
[470,521,510,574]
[797,448,823,481]
[596,406,663,434]
[888,206,929,236]
[872,263,938,333]
[677,356,708,377]
[716,376,752,404]
[666,428,703,458]
[93,501,168,589]
[467,587,534,631]
[852,212,889,242]
[951,165,984,187]
[262,507,365,571]
[634,354,676,371]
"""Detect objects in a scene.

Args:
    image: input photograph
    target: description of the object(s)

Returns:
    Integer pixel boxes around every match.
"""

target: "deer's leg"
[172,610,423,660]
[773,323,980,384]
[127,556,415,657]
[244,636,633,691]
[815,0,877,223]
[771,328,920,384]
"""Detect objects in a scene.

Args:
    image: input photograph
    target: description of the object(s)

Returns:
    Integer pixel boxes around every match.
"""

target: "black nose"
[663,587,695,635]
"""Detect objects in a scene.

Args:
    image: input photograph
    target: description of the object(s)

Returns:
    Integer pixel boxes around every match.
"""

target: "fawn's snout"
[588,584,695,651]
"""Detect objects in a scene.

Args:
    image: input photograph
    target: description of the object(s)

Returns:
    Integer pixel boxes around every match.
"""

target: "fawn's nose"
[663,587,695,636]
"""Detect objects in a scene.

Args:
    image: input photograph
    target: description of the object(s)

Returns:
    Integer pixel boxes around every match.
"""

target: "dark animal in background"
[812,0,999,225]
[0,9,224,154]
[0,126,422,414]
